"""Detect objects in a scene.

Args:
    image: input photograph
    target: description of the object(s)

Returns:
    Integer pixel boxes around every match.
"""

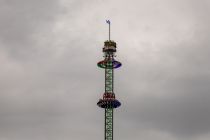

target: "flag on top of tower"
[106,20,110,24]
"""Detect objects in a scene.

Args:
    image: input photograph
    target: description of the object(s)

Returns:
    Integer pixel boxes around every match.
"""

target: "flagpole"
[106,20,111,41]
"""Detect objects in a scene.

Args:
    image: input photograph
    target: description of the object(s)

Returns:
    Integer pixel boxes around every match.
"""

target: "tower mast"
[97,20,122,140]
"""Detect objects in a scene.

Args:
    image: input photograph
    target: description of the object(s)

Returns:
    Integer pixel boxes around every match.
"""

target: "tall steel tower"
[97,20,121,140]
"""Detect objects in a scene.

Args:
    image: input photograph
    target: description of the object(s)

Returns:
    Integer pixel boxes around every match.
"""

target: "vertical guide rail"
[105,108,113,140]
[109,22,110,41]
[105,60,113,140]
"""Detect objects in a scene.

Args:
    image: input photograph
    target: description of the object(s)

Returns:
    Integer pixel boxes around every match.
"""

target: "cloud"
[0,0,61,60]
[0,0,210,140]
[118,14,210,137]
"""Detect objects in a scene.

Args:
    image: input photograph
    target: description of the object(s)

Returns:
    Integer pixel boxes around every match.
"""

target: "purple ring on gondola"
[97,60,122,69]
[97,99,121,108]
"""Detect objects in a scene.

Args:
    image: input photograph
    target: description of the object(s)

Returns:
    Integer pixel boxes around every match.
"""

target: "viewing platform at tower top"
[103,40,117,53]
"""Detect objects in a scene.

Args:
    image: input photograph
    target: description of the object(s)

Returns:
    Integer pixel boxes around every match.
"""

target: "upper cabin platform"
[103,40,117,53]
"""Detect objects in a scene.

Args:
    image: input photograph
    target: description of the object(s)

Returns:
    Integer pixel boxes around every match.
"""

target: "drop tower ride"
[97,20,121,140]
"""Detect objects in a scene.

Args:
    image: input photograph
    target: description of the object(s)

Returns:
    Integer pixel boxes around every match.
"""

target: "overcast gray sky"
[0,0,210,140]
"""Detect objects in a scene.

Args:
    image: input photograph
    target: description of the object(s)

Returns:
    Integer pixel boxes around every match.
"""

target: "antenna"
[106,20,111,41]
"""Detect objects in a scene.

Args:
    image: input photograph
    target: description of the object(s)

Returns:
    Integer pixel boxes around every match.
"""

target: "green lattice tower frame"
[105,64,114,140]
[97,40,121,140]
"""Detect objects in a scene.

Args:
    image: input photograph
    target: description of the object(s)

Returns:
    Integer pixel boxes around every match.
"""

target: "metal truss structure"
[97,38,121,140]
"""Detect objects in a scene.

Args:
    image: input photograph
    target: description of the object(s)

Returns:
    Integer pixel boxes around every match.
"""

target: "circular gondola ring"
[97,60,122,69]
